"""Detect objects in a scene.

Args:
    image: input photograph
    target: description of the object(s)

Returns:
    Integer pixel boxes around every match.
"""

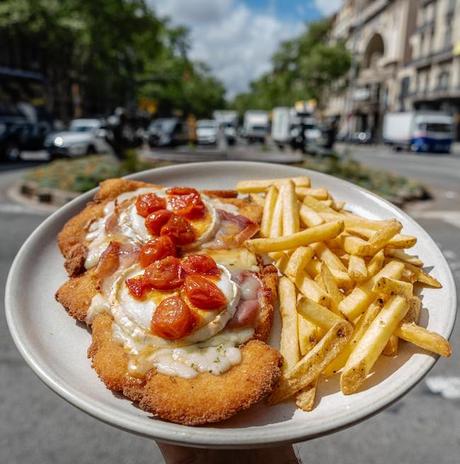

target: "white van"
[383,111,453,153]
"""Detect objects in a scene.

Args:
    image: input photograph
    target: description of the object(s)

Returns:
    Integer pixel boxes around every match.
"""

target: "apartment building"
[326,0,460,140]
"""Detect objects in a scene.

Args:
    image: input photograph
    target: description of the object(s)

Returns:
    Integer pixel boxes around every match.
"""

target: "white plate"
[5,161,456,448]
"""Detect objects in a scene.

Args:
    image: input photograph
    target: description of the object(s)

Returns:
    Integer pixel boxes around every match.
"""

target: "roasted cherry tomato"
[166,187,205,219]
[145,209,173,236]
[166,187,199,196]
[138,236,176,268]
[183,275,227,310]
[160,215,196,246]
[150,296,197,340]
[181,254,220,276]
[144,256,184,290]
[135,193,166,217]
[126,276,150,299]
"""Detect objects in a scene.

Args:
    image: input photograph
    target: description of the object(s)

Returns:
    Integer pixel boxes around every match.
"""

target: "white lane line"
[426,377,460,400]
[0,203,46,215]
[412,211,460,229]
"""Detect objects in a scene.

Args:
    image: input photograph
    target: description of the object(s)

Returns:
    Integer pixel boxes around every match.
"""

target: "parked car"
[242,110,269,143]
[146,118,189,148]
[44,118,111,158]
[383,111,453,153]
[0,104,51,160]
[196,119,220,145]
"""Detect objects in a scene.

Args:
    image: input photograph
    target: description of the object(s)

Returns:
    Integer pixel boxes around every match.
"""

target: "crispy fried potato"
[295,379,318,412]
[338,260,405,321]
[297,297,344,330]
[372,276,413,299]
[261,185,278,237]
[285,246,315,282]
[236,176,310,193]
[348,255,368,282]
[341,295,409,394]
[282,180,300,235]
[299,204,324,227]
[247,221,344,254]
[268,321,352,404]
[396,323,451,357]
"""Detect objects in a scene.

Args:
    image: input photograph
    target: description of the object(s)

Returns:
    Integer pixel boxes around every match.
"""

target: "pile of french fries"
[237,176,452,411]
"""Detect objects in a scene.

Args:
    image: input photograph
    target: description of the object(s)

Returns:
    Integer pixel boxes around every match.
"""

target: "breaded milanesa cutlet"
[55,179,280,425]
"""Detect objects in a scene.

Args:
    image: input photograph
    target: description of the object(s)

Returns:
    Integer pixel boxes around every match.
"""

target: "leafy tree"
[231,19,351,114]
[0,0,225,120]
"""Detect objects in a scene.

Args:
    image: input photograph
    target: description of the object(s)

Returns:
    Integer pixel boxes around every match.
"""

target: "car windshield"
[70,121,99,132]
[420,123,452,133]
[198,123,217,129]
[150,119,176,132]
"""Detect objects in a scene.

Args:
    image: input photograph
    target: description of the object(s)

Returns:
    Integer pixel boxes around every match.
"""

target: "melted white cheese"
[84,187,220,269]
[86,261,255,378]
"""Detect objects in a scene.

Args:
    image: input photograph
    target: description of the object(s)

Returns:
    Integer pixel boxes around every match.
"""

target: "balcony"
[411,47,453,68]
[410,86,460,102]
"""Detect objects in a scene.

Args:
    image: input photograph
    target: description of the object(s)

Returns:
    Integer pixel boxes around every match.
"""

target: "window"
[438,70,450,90]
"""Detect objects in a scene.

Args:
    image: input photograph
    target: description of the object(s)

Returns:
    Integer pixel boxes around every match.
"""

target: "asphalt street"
[1,146,459,464]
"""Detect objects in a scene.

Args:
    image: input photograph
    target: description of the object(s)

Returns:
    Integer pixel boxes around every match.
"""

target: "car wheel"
[86,145,97,155]
[6,143,21,161]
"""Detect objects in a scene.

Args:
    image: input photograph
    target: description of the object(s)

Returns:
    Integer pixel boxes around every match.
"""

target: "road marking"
[426,377,460,400]
[0,202,47,215]
[412,211,460,229]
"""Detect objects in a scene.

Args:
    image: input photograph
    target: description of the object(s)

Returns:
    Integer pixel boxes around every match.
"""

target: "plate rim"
[5,161,457,448]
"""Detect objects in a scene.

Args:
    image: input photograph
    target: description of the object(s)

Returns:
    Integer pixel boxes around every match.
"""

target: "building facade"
[326,0,460,141]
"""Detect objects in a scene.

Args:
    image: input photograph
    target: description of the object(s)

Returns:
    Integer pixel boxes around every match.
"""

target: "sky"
[148,0,342,98]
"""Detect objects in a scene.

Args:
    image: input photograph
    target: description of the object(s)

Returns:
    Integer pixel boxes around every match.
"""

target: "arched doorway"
[363,33,385,69]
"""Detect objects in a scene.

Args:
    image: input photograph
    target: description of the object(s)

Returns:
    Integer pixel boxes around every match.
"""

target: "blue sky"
[148,1,341,96]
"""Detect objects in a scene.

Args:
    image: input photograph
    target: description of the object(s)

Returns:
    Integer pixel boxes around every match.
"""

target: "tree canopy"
[0,0,225,120]
[231,19,351,114]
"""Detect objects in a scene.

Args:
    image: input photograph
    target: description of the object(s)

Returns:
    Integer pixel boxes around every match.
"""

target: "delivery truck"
[383,111,453,153]
[243,110,269,143]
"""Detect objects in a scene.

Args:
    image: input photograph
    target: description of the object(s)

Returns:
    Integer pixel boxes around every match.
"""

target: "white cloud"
[148,0,302,97]
[314,0,342,16]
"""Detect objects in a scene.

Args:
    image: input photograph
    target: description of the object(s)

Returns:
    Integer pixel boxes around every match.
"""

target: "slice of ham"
[205,209,259,249]
[227,271,262,329]
[227,299,259,329]
[96,241,139,279]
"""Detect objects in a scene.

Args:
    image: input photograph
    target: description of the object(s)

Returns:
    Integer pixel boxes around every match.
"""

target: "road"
[1,147,459,464]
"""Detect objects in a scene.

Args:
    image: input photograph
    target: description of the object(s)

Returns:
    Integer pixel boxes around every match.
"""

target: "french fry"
[298,314,319,356]
[282,180,300,235]
[348,255,368,282]
[248,193,266,207]
[404,296,421,323]
[367,250,385,277]
[246,220,344,254]
[285,246,315,281]
[342,235,369,256]
[311,242,353,289]
[303,196,336,214]
[305,258,321,277]
[323,300,383,376]
[341,295,409,394]
[338,261,405,321]
[346,226,417,249]
[396,323,451,357]
[402,262,442,288]
[295,272,331,307]
[296,379,318,412]
[383,335,399,356]
[236,176,310,193]
[299,204,324,227]
[333,200,346,211]
[296,187,329,200]
[320,263,343,314]
[298,297,344,330]
[278,277,300,371]
[269,321,352,404]
[385,248,423,266]
[260,185,278,237]
[372,276,413,299]
[269,191,284,238]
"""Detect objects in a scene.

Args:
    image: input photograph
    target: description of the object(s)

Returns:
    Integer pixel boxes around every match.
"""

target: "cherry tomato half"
[181,254,220,276]
[151,296,197,340]
[138,236,176,268]
[145,209,173,236]
[160,215,196,246]
[183,275,227,310]
[126,275,150,299]
[135,193,166,217]
[166,188,205,220]
[144,256,184,290]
